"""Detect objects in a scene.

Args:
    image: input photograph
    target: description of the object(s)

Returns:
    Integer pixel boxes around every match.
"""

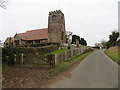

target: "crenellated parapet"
[49,10,64,16]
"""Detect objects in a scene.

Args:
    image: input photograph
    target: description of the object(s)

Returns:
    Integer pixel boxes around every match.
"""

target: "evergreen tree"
[105,31,119,48]
[80,38,87,46]
[71,35,80,44]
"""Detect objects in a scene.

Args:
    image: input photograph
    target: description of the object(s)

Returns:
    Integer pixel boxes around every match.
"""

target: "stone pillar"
[33,41,36,44]
[21,53,24,65]
[76,39,79,47]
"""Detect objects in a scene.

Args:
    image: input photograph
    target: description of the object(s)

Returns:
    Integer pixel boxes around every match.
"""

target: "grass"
[50,48,68,54]
[42,49,95,79]
[105,49,119,64]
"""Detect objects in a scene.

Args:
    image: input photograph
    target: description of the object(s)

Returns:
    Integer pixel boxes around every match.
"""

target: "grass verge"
[42,49,95,79]
[104,49,119,64]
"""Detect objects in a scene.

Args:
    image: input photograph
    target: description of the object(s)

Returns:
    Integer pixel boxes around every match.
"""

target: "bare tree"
[0,0,7,9]
[66,31,73,43]
[66,31,73,49]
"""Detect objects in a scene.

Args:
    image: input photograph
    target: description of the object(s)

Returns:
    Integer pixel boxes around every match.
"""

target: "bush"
[24,42,60,47]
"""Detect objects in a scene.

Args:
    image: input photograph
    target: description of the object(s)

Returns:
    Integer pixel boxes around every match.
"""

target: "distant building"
[4,37,14,47]
[0,43,4,47]
[95,43,103,49]
[117,36,120,46]
[117,36,120,41]
[4,10,67,47]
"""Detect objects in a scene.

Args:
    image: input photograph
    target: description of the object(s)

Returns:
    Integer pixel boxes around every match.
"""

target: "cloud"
[0,0,118,46]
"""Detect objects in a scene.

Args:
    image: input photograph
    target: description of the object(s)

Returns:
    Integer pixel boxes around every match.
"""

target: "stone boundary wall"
[2,45,92,68]
[2,45,59,67]
[54,46,91,66]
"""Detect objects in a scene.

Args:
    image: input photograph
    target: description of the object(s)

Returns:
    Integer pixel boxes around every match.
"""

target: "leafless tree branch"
[0,0,7,9]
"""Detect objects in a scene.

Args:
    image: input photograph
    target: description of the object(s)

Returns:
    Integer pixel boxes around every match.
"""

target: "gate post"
[49,55,55,68]
[21,53,24,65]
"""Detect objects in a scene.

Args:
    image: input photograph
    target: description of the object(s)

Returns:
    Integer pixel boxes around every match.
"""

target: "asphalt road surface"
[51,49,118,88]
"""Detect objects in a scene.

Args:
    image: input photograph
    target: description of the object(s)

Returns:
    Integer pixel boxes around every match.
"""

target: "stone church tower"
[48,10,66,43]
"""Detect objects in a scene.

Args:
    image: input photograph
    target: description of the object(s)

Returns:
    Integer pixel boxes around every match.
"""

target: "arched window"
[52,15,57,22]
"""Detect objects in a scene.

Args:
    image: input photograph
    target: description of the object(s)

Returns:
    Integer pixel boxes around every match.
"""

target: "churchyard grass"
[50,48,68,54]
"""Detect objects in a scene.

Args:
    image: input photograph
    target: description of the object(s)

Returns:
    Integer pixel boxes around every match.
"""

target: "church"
[4,10,67,47]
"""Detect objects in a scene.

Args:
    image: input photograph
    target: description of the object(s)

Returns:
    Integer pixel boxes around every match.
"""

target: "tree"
[71,35,80,44]
[105,31,119,48]
[109,31,119,46]
[105,41,111,49]
[66,31,73,43]
[80,38,87,46]
[0,0,7,9]
[84,39,87,46]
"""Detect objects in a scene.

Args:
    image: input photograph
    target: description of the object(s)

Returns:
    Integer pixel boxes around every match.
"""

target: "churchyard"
[2,43,94,88]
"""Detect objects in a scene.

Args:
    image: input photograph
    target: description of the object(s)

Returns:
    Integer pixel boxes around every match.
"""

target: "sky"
[0,0,119,46]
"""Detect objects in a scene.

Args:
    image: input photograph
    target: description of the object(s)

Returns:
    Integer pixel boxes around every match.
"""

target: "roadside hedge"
[24,42,60,47]
[3,45,59,55]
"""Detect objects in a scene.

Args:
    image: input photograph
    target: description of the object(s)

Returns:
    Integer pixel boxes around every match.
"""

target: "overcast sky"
[0,0,119,46]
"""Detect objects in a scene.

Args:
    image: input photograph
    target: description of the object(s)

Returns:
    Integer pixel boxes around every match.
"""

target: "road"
[51,49,118,88]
